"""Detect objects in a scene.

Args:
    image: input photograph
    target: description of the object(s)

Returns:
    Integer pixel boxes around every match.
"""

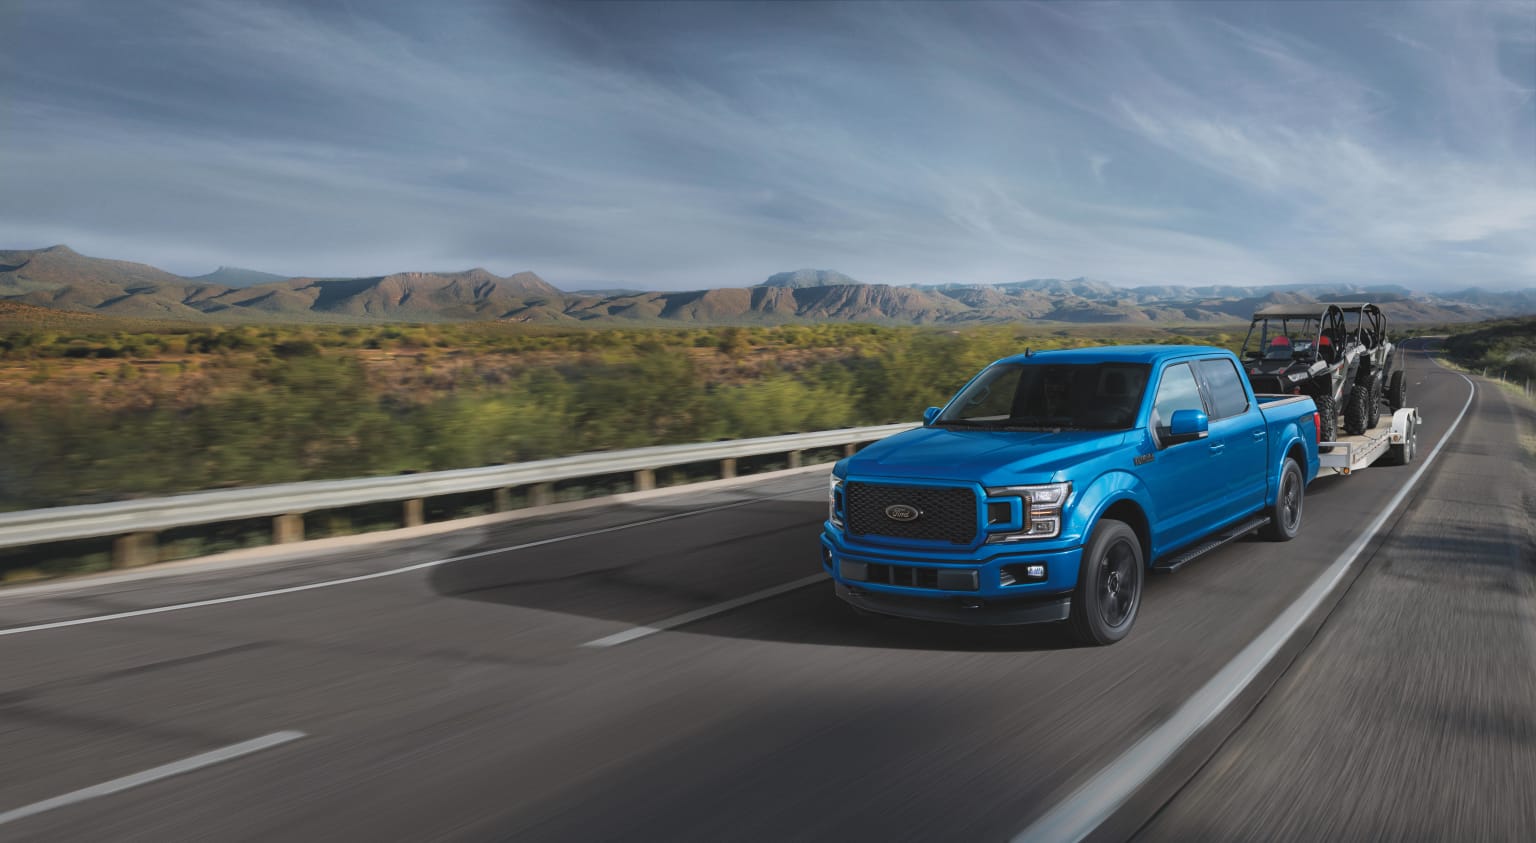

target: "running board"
[1152,515,1271,573]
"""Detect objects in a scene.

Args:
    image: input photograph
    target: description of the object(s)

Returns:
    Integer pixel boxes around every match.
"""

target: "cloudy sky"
[2,1,1533,290]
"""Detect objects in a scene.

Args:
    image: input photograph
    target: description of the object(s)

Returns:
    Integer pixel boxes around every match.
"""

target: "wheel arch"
[1071,471,1154,568]
[1099,498,1152,570]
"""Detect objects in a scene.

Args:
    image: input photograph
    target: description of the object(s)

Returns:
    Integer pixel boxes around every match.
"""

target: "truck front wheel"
[1069,519,1143,645]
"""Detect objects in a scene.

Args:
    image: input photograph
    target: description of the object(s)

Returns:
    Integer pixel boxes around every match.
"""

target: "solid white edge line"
[0,730,306,827]
[581,573,829,648]
[0,485,822,638]
[1012,364,1475,843]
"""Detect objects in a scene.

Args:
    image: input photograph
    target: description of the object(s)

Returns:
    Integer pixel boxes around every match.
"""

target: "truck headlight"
[983,482,1070,542]
[828,475,845,529]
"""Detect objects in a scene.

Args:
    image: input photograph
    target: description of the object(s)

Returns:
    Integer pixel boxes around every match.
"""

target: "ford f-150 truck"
[821,345,1321,645]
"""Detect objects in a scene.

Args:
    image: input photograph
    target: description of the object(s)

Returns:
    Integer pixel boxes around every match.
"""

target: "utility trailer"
[1319,406,1421,475]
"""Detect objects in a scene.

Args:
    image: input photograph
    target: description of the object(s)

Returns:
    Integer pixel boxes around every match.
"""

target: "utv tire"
[1387,369,1407,411]
[1068,519,1142,646]
[1366,378,1382,430]
[1315,394,1338,450]
[1260,458,1305,541]
[1344,384,1371,435]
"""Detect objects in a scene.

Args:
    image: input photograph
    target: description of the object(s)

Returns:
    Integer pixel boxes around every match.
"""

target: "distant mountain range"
[2,245,1533,326]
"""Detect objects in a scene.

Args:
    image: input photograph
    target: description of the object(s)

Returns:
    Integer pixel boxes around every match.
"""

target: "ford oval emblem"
[884,503,922,522]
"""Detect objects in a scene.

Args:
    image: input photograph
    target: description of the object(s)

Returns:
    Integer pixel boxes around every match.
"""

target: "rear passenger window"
[1152,363,1204,435]
[1196,358,1250,420]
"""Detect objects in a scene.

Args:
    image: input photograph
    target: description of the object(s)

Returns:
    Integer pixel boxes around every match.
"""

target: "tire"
[1260,458,1305,541]
[1068,519,1143,646]
[1315,394,1338,450]
[1383,418,1417,466]
[1365,378,1382,430]
[1387,369,1407,411]
[1343,383,1371,435]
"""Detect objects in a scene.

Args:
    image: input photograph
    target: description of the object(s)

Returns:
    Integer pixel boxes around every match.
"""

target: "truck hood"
[845,426,1133,485]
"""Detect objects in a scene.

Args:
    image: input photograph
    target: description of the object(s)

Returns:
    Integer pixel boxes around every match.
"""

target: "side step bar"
[1152,515,1271,573]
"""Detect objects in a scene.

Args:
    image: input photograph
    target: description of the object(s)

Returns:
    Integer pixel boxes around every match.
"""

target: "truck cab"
[822,345,1320,645]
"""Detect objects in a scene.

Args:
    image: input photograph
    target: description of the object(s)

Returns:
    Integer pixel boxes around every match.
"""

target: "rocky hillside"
[2,246,1531,326]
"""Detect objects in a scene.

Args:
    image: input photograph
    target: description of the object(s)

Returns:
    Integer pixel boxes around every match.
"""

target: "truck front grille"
[845,482,977,544]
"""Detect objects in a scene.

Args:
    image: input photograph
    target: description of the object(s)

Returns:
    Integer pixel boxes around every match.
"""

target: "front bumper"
[821,529,1082,626]
[836,582,1071,626]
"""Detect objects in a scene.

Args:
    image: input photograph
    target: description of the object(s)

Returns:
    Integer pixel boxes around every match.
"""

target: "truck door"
[1141,361,1225,555]
[1197,357,1267,518]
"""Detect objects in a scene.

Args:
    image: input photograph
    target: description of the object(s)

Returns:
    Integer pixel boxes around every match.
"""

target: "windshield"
[1248,317,1319,361]
[935,363,1150,430]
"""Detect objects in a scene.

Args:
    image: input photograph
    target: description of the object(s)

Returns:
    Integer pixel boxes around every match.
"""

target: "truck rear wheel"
[1068,519,1142,646]
[1259,458,1305,541]
[1387,370,1407,411]
[1344,384,1371,435]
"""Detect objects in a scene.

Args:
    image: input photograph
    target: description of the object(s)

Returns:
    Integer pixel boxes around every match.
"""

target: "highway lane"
[1138,368,1536,841]
[0,343,1479,841]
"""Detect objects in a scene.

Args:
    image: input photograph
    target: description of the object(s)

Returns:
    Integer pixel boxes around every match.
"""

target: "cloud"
[0,1,1531,289]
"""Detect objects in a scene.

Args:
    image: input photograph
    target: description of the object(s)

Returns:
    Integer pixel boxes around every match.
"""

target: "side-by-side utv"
[1239,302,1403,445]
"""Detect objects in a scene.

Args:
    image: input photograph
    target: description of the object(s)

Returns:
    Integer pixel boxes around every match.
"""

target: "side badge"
[1134,453,1155,466]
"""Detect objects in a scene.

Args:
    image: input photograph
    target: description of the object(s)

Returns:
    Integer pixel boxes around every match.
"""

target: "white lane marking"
[1013,371,1476,843]
[0,731,305,827]
[582,573,828,648]
[0,487,821,638]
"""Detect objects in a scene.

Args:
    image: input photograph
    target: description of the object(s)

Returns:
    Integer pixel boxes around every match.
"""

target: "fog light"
[1026,564,1045,578]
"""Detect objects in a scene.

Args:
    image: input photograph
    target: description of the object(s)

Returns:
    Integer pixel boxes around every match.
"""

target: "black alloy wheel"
[1098,541,1138,628]
[1261,458,1305,541]
[1069,519,1143,645]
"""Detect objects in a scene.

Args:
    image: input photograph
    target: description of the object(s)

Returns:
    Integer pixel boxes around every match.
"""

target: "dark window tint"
[1197,358,1250,420]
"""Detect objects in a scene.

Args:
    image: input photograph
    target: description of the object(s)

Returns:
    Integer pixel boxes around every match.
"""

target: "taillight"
[1313,411,1322,442]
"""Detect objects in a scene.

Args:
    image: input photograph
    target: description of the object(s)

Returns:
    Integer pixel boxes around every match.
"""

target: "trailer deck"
[1318,406,1421,475]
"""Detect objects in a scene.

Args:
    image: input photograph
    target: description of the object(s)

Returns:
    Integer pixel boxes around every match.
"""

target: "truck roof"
[995,345,1225,366]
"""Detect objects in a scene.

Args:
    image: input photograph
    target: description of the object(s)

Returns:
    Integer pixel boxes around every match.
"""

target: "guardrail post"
[788,450,803,469]
[112,531,157,569]
[404,498,425,527]
[720,458,737,479]
[844,442,858,457]
[634,469,656,492]
[273,513,304,544]
[528,483,553,507]
[493,487,513,512]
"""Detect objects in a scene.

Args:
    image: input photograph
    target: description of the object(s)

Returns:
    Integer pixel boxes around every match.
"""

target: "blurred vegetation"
[1438,316,1536,385]
[0,319,1239,511]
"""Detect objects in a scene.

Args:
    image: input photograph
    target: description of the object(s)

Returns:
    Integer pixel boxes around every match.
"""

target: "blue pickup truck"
[822,345,1320,644]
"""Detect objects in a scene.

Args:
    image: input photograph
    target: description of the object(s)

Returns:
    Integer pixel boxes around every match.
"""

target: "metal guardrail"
[0,422,919,565]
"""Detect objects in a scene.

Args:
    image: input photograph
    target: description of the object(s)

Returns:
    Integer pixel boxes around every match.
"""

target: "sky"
[2,0,1533,291]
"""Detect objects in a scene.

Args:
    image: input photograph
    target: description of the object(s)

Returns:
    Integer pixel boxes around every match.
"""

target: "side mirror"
[1164,409,1209,447]
[923,406,941,425]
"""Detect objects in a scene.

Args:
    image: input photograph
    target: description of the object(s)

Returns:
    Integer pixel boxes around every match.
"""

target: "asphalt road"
[1139,359,1536,841]
[0,343,1519,842]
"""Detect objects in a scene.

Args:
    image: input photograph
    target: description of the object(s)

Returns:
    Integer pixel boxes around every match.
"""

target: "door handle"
[1209,442,1225,453]
[1253,430,1267,441]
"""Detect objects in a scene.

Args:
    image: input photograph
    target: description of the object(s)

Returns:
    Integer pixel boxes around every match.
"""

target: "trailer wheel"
[1260,458,1305,541]
[1383,418,1417,466]
[1387,370,1407,411]
[1343,384,1371,435]
[1068,519,1142,646]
